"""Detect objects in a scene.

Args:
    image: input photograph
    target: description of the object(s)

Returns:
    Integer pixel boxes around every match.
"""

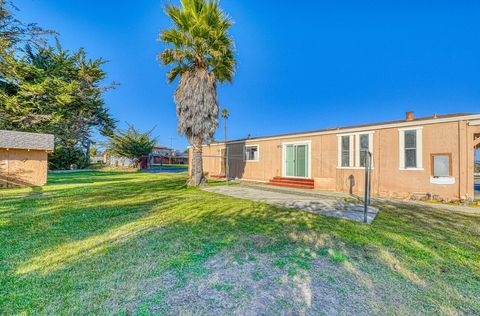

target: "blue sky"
[15,0,480,151]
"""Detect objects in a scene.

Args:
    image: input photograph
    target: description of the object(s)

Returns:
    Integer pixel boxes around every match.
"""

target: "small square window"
[244,146,259,161]
[432,154,451,177]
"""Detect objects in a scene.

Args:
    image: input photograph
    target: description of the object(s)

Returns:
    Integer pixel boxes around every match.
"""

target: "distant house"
[171,151,189,165]
[152,145,173,157]
[149,145,172,165]
[103,152,137,168]
[90,153,105,164]
[103,144,189,168]
[197,112,480,201]
[149,145,188,165]
[0,130,54,188]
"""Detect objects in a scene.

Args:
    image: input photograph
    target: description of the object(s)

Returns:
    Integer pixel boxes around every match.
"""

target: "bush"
[108,125,156,163]
[49,146,87,170]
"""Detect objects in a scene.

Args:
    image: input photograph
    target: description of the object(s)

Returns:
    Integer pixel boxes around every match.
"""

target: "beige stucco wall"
[0,149,48,188]
[196,119,480,201]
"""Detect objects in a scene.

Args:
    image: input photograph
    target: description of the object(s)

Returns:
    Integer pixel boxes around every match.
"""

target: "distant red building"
[149,145,188,165]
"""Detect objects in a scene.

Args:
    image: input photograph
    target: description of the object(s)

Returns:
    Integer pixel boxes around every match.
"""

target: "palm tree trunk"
[191,135,204,186]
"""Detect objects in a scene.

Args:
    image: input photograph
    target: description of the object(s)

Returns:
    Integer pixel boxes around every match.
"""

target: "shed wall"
[0,149,48,187]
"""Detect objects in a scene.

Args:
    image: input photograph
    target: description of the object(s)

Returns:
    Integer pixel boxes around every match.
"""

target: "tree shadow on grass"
[0,173,188,266]
[47,171,141,185]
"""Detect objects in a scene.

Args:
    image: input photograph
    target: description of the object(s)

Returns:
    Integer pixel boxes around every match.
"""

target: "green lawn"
[1,171,479,314]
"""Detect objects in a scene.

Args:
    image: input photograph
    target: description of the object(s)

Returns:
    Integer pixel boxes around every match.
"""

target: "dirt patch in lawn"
[135,236,422,315]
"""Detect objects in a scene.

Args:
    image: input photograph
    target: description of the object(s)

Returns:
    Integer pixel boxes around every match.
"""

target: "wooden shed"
[0,130,54,188]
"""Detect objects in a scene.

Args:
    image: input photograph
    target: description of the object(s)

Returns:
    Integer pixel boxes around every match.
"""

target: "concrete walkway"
[243,183,480,214]
[203,185,378,224]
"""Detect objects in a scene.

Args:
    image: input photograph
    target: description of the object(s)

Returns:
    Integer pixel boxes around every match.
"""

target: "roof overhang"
[468,119,480,126]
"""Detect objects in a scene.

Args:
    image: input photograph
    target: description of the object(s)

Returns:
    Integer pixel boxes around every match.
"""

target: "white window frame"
[355,132,374,168]
[337,134,355,168]
[243,144,260,162]
[398,127,423,170]
[337,132,375,169]
[281,140,312,178]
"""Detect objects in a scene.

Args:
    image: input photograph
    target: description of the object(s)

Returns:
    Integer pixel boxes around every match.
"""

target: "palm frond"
[159,0,235,82]
[167,65,190,83]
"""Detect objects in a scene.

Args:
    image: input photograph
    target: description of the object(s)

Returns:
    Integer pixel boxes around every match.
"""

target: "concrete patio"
[203,184,379,223]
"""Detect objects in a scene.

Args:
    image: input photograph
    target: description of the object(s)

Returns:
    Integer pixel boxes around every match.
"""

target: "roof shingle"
[0,130,54,151]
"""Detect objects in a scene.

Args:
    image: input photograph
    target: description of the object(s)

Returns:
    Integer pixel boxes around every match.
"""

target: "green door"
[295,145,307,177]
[286,145,295,177]
[285,144,308,178]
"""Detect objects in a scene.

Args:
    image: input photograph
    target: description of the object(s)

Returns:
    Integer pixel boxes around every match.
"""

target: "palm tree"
[158,0,236,186]
[221,107,229,143]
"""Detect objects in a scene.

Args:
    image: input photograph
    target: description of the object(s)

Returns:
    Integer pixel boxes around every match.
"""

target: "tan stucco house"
[195,112,480,201]
[0,130,54,188]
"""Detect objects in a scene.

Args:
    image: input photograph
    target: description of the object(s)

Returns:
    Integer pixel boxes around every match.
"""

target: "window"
[359,134,370,167]
[341,136,351,167]
[404,130,417,168]
[431,154,451,177]
[339,133,373,168]
[399,128,423,170]
[244,145,259,161]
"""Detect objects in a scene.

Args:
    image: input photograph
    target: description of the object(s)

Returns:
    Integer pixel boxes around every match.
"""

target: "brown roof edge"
[217,113,478,144]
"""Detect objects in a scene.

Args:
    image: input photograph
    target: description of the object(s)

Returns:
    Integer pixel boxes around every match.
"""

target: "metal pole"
[364,151,371,223]
[226,148,229,185]
[368,152,372,206]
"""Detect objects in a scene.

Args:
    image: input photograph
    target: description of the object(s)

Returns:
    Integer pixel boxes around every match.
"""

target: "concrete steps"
[209,174,228,179]
[266,177,314,189]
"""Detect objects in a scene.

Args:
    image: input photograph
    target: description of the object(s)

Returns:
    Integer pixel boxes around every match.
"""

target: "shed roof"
[0,130,54,151]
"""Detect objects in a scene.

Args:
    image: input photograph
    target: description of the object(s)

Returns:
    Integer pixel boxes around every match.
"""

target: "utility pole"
[221,108,230,182]
[168,137,176,150]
